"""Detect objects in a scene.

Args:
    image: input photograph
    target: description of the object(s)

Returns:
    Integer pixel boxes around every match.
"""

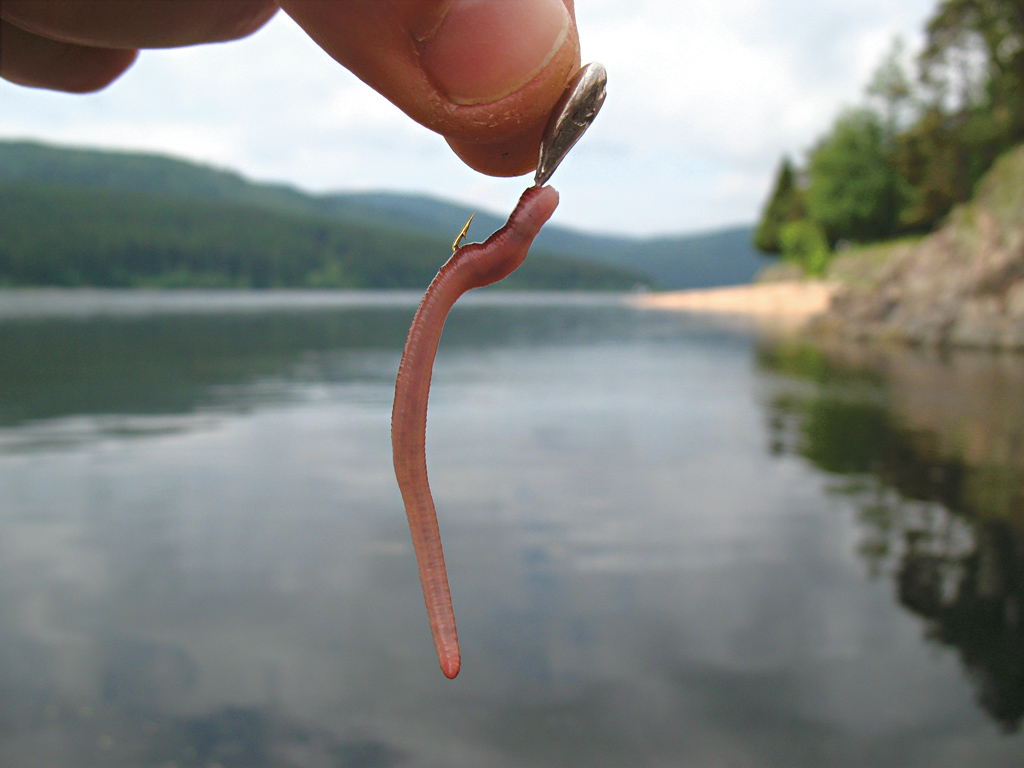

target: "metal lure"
[534,62,608,187]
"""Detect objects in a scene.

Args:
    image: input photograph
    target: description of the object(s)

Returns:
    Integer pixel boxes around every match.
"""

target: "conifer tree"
[753,157,803,255]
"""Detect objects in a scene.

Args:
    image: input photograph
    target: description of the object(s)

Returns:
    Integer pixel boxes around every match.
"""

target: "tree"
[806,108,903,245]
[892,106,972,231]
[779,219,830,276]
[922,0,1024,152]
[897,0,1024,230]
[753,157,804,254]
[923,0,1024,101]
[752,0,1024,249]
[867,37,916,141]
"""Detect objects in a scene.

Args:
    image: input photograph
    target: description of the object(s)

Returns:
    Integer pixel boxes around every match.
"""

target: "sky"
[0,0,939,238]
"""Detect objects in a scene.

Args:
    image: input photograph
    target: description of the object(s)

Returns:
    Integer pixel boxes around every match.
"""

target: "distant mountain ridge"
[0,139,768,289]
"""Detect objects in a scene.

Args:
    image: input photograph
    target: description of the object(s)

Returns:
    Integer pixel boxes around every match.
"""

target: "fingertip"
[417,0,571,107]
[0,19,138,93]
[1,0,279,48]
[281,0,580,179]
[60,48,138,93]
[434,0,581,177]
[445,121,547,177]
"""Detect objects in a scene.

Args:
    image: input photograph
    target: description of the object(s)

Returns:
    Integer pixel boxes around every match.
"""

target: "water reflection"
[0,290,638,429]
[760,339,1024,731]
[1,292,1022,766]
[0,300,412,427]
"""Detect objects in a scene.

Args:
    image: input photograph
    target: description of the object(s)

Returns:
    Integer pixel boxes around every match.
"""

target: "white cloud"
[567,0,936,232]
[0,1,938,236]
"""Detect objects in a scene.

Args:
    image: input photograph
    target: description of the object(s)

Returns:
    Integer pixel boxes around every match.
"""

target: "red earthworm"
[392,185,559,679]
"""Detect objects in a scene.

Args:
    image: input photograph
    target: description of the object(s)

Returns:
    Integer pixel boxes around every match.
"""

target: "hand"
[0,0,581,177]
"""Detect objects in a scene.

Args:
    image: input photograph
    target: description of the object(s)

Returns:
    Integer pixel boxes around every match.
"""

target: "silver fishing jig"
[534,62,607,187]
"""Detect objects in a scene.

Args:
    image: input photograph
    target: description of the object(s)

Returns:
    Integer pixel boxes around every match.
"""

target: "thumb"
[277,0,580,177]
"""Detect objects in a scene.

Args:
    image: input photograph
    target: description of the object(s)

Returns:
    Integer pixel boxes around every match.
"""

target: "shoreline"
[0,283,841,328]
[629,280,839,329]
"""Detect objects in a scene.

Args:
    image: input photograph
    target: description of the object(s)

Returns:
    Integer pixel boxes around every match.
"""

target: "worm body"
[392,185,559,678]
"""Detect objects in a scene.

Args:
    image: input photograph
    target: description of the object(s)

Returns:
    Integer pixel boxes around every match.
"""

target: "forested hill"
[0,140,768,290]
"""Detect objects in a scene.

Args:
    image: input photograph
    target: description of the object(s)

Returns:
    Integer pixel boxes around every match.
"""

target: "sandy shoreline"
[628,280,839,329]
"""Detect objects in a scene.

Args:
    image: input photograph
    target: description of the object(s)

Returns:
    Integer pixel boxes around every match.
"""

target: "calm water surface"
[0,290,1021,767]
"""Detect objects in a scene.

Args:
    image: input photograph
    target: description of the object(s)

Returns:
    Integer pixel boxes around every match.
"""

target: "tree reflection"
[0,297,638,428]
[759,340,1024,731]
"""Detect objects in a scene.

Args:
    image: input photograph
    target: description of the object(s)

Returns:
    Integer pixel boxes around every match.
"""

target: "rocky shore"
[811,144,1024,350]
[633,145,1024,349]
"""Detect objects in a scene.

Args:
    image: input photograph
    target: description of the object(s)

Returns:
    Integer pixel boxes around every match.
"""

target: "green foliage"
[757,0,1024,262]
[0,182,641,291]
[753,157,804,254]
[779,220,830,276]
[806,108,904,245]
[866,37,914,132]
[4,139,775,291]
[923,0,1024,133]
[0,140,316,215]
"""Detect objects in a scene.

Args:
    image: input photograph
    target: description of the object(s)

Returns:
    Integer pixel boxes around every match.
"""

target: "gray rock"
[813,145,1024,351]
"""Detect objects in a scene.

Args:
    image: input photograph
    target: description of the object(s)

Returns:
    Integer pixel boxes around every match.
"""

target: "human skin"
[0,0,581,177]
[391,185,560,678]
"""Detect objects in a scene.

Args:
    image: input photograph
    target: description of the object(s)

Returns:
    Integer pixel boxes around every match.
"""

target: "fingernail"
[417,0,570,106]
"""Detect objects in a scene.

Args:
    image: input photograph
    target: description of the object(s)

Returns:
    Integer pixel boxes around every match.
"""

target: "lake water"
[0,289,1021,767]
